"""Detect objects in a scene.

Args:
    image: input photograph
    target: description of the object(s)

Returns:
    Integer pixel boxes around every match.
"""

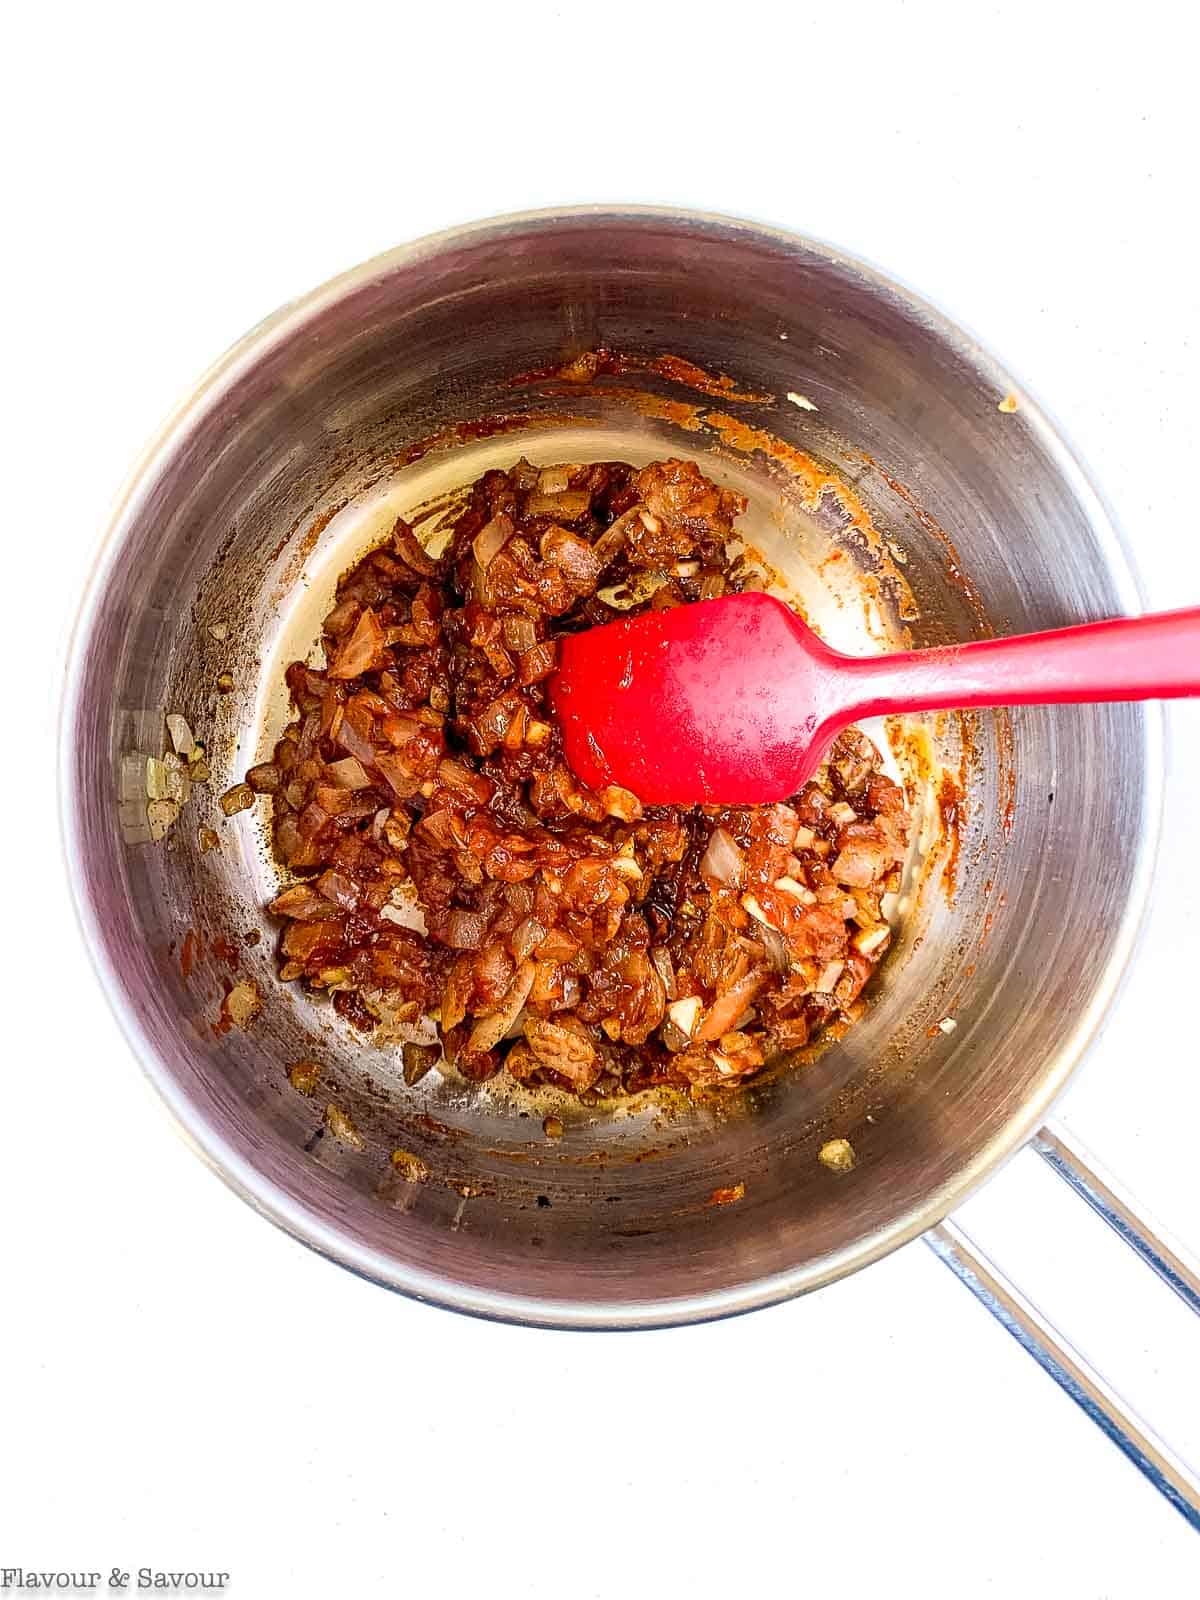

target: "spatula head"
[550,590,843,804]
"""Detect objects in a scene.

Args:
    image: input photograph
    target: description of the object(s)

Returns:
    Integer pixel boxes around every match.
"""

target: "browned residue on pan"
[937,772,965,900]
[859,464,1017,845]
[578,387,923,633]
[180,927,200,981]
[998,714,1017,835]
[871,467,995,640]
[270,497,349,602]
[210,934,241,973]
[512,347,774,405]
[395,410,595,466]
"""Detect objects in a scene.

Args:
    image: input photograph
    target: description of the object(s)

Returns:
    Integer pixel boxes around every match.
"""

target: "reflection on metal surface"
[1035,1121,1200,1318]
[928,1217,1200,1532]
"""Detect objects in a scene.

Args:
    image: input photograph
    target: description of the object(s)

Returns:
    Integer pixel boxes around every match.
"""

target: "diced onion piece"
[511,917,547,962]
[327,756,371,790]
[819,1138,856,1173]
[297,800,328,839]
[220,782,256,816]
[601,785,642,823]
[774,876,816,904]
[375,753,422,800]
[146,798,180,840]
[758,924,789,975]
[328,607,387,679]
[695,972,767,1042]
[938,1016,958,1034]
[472,512,513,568]
[829,801,858,825]
[610,855,643,881]
[650,946,676,1000]
[502,615,537,653]
[223,981,262,1029]
[832,839,888,887]
[246,763,282,793]
[793,825,816,849]
[402,1043,440,1086]
[417,809,456,848]
[593,504,644,566]
[267,884,337,921]
[445,909,486,950]
[334,714,377,767]
[700,826,744,888]
[467,960,536,1054]
[315,869,359,911]
[322,597,362,638]
[325,1104,365,1151]
[437,757,493,803]
[668,996,702,1037]
[523,1017,599,1089]
[853,924,890,956]
[740,894,773,927]
[166,714,195,757]
[815,960,845,993]
[541,527,602,586]
[518,641,557,685]
[145,757,170,801]
[525,487,591,518]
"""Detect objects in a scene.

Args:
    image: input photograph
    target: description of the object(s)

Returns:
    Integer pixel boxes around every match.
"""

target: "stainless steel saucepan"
[60,209,1199,1521]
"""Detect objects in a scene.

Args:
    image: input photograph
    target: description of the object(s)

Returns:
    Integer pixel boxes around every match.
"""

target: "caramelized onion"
[445,908,486,950]
[246,762,282,794]
[328,607,387,679]
[757,924,790,975]
[334,715,378,767]
[696,971,768,1042]
[467,960,536,1054]
[502,615,537,653]
[248,455,910,1101]
[526,489,591,519]
[511,917,547,962]
[650,946,677,1000]
[473,513,514,569]
[327,756,371,790]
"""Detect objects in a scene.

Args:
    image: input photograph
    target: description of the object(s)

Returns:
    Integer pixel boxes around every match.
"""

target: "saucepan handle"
[925,1119,1200,1530]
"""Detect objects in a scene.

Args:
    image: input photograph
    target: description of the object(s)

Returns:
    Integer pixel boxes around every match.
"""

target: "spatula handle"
[840,606,1200,719]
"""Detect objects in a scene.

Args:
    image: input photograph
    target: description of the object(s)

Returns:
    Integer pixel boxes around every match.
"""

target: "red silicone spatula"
[550,590,1200,804]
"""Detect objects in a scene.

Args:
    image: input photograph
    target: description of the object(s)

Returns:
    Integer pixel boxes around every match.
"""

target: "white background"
[5,2,1199,1594]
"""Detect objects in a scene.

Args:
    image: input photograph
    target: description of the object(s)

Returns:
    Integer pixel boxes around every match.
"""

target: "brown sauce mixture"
[247,458,910,1099]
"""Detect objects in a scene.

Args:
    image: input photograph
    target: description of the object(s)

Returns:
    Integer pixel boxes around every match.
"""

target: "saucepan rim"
[58,205,1164,1328]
